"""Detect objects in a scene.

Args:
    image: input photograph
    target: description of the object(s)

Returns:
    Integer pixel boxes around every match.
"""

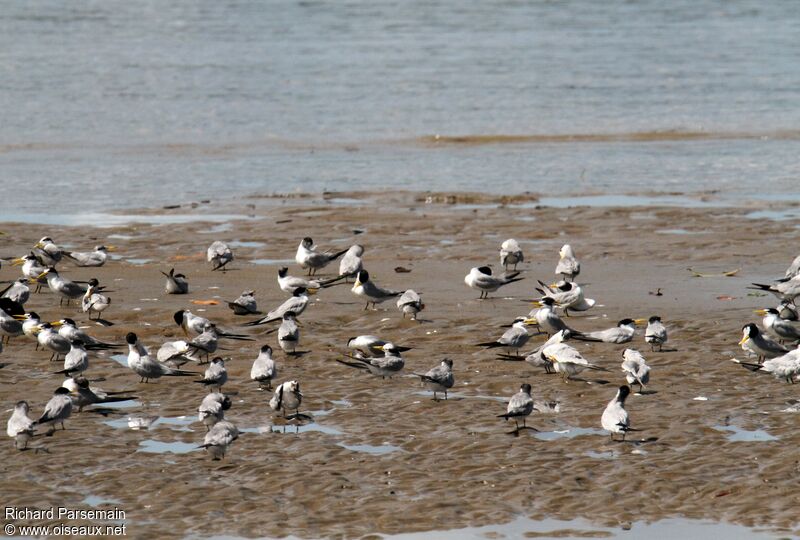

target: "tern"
[7,401,35,450]
[499,239,524,271]
[397,290,425,320]
[555,244,580,281]
[352,270,402,310]
[269,380,302,417]
[200,420,239,460]
[243,287,313,326]
[413,358,454,401]
[295,237,349,276]
[198,392,232,431]
[207,241,233,271]
[126,332,196,383]
[620,349,650,391]
[64,245,113,267]
[573,319,646,344]
[739,323,788,362]
[601,385,637,441]
[250,344,277,390]
[33,387,73,435]
[226,290,261,315]
[162,268,189,294]
[337,343,405,378]
[644,316,668,352]
[476,317,539,356]
[464,266,523,299]
[497,383,534,430]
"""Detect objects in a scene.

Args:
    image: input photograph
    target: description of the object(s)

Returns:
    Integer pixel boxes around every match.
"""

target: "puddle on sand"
[82,495,121,507]
[657,228,699,235]
[337,442,402,455]
[360,515,784,540]
[94,399,141,410]
[746,209,800,221]
[137,440,198,454]
[250,258,295,266]
[228,240,266,248]
[110,354,128,367]
[535,427,607,441]
[198,222,233,234]
[241,422,343,436]
[125,258,152,265]
[714,425,779,442]
[105,415,193,431]
[1,213,252,227]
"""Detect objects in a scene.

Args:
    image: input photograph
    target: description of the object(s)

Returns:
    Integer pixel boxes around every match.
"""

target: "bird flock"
[3,233,798,460]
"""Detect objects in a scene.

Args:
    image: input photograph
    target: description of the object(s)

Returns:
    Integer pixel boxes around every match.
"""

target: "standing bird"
[195,357,228,392]
[39,267,87,305]
[536,280,595,315]
[337,343,405,379]
[277,267,323,295]
[200,420,239,461]
[397,290,425,320]
[0,300,24,344]
[36,323,71,361]
[7,401,35,450]
[34,387,73,435]
[644,316,668,352]
[499,239,524,271]
[277,312,300,355]
[250,345,277,390]
[82,279,110,320]
[269,380,303,417]
[1,278,31,305]
[620,349,650,391]
[601,385,637,441]
[185,323,223,363]
[33,237,62,267]
[126,332,195,383]
[739,323,789,363]
[55,340,89,376]
[464,266,523,299]
[413,359,454,401]
[530,297,576,336]
[352,270,402,310]
[295,237,349,276]
[778,300,799,322]
[226,290,260,315]
[207,241,234,271]
[17,312,42,348]
[476,317,538,357]
[338,244,364,281]
[543,342,607,382]
[198,392,232,431]
[755,308,800,344]
[244,287,313,326]
[555,244,580,281]
[13,254,47,292]
[62,377,137,412]
[162,268,189,294]
[497,383,534,430]
[64,245,113,267]
[56,318,119,349]
[174,310,251,339]
[573,319,646,344]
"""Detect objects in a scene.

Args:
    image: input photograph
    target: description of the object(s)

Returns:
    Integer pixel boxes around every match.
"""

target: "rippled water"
[1,0,798,213]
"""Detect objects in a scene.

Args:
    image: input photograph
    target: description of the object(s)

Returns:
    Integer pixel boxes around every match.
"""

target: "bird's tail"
[328,248,349,261]
[571,332,602,342]
[747,283,773,291]
[476,341,503,348]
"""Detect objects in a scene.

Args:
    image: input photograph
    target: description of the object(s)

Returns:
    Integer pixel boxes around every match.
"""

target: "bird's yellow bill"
[50,321,63,326]
[36,270,50,279]
[105,245,117,251]
[523,318,538,325]
[753,309,768,315]
[633,318,647,324]
[530,300,542,307]
[307,288,318,295]
[353,279,362,288]
[375,345,385,351]
[12,315,27,320]
[34,242,44,248]
[11,257,25,266]
[738,336,749,345]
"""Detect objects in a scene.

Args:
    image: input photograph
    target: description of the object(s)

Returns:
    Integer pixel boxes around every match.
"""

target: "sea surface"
[1,0,799,215]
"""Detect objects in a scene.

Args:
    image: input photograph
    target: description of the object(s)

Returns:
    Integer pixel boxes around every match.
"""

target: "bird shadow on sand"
[93,319,114,327]
[636,389,659,396]
[286,351,311,358]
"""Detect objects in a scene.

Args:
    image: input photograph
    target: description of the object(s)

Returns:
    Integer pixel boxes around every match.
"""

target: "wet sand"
[1,191,799,539]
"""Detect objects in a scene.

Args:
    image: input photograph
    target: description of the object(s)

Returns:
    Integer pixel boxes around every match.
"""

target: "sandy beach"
[1,191,799,539]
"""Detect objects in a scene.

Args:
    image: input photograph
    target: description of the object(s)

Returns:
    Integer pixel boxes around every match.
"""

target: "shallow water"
[2,1,800,212]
